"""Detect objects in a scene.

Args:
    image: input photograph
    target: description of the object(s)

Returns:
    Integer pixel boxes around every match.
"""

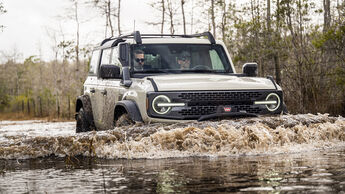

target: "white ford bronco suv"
[75,31,286,133]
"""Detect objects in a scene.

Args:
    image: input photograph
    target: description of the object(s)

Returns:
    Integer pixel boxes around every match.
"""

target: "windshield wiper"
[134,69,225,74]
[181,69,219,73]
[135,69,180,74]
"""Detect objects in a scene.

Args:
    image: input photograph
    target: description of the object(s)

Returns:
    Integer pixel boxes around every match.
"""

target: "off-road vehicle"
[75,31,286,132]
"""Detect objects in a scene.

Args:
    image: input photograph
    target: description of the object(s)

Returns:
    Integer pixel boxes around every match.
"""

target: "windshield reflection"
[131,44,232,73]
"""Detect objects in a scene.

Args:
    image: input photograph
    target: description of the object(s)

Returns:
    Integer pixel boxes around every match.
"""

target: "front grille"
[177,91,264,116]
[179,106,217,116]
[178,91,262,101]
[179,105,262,116]
[233,105,261,114]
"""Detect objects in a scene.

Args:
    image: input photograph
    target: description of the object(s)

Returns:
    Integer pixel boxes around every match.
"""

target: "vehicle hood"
[148,74,277,91]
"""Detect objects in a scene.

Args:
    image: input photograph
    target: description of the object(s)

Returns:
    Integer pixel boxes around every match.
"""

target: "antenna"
[133,20,136,32]
[191,0,194,34]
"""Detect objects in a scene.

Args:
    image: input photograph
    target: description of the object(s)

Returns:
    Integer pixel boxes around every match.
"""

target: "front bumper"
[147,90,284,120]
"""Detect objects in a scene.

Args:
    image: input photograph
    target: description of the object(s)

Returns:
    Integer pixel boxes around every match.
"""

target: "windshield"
[131,44,233,73]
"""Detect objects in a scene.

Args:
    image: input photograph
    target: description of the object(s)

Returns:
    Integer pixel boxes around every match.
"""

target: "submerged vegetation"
[0,0,344,119]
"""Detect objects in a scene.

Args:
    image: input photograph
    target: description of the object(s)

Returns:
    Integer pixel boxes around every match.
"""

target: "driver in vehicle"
[134,49,146,70]
[177,51,191,70]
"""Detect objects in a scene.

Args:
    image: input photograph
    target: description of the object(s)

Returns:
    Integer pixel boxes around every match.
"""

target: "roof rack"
[100,31,216,46]
[186,32,215,44]
[100,31,142,46]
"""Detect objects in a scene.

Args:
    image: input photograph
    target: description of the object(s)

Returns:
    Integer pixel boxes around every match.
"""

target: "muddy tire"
[76,108,91,133]
[115,113,135,127]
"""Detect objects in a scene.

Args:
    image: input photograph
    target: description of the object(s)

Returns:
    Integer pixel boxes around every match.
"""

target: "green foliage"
[24,55,40,65]
[0,82,9,111]
[312,28,337,49]
[334,67,345,86]
[0,53,89,118]
[226,0,345,115]
[7,95,27,112]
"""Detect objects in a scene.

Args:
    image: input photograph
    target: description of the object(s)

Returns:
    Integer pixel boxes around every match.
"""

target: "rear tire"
[76,108,91,133]
[115,113,135,127]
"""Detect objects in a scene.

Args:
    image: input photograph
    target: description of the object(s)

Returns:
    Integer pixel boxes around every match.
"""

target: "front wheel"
[115,113,135,127]
[76,108,91,133]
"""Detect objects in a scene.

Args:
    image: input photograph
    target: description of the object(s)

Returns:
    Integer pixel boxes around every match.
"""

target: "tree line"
[0,0,344,119]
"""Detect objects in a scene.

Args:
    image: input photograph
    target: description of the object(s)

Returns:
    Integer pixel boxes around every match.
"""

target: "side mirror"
[100,65,121,79]
[243,63,258,77]
[118,43,129,66]
[118,42,132,87]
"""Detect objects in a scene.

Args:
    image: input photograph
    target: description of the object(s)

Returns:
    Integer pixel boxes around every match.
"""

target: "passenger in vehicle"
[177,51,191,70]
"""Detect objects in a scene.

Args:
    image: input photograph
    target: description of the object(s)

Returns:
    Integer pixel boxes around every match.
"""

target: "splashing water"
[0,114,344,160]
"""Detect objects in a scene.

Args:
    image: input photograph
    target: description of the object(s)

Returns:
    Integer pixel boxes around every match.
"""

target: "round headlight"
[152,95,171,114]
[265,93,281,112]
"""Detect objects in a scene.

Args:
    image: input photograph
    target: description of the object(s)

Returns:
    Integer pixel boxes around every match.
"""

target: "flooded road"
[0,114,345,193]
[1,149,345,193]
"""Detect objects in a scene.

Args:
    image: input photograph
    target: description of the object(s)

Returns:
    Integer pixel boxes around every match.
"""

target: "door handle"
[90,88,95,93]
[101,89,107,96]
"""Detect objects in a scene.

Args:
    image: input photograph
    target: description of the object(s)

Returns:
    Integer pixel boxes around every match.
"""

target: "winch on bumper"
[147,90,283,121]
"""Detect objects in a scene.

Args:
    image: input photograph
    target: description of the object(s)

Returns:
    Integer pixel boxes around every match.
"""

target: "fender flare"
[115,100,143,122]
[75,95,96,129]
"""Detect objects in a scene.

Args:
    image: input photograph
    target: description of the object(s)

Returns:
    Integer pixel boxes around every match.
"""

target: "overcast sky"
[0,0,163,62]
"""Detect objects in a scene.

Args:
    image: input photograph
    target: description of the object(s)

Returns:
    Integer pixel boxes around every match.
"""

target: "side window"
[89,50,100,75]
[209,50,225,70]
[101,48,112,65]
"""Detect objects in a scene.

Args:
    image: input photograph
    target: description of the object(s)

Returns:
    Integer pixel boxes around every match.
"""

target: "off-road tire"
[76,108,91,133]
[115,113,135,127]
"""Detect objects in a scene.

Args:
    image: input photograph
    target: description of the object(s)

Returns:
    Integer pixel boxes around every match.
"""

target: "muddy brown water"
[0,114,344,193]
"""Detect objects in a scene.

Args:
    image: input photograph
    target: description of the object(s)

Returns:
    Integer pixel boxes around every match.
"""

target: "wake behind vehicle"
[75,31,286,132]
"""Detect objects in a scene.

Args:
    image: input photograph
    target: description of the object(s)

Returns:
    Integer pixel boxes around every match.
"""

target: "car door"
[100,46,125,130]
[84,49,104,130]
[92,48,112,130]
